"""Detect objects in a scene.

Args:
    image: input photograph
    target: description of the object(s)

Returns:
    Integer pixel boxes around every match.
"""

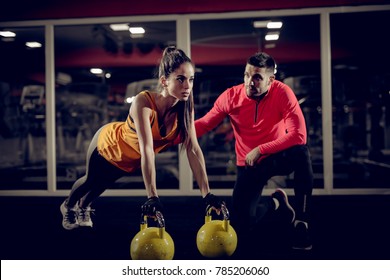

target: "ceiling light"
[90,68,103,75]
[109,23,129,31]
[26,42,42,48]
[129,27,145,34]
[265,33,279,41]
[253,21,283,29]
[0,31,16,37]
[267,21,283,29]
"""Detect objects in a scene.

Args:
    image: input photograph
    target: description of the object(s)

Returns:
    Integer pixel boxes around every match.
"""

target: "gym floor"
[1,195,389,260]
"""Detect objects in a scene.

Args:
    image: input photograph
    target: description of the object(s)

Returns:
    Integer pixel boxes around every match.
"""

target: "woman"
[60,46,222,230]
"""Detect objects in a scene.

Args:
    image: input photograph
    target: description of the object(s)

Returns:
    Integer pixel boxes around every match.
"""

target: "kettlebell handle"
[139,211,166,228]
[205,204,231,232]
[206,203,230,221]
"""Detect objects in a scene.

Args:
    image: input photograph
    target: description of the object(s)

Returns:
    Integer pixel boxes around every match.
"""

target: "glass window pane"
[54,21,179,190]
[331,10,390,188]
[0,27,46,190]
[191,15,322,190]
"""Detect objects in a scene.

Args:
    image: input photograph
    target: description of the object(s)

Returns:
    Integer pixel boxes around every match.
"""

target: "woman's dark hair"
[158,46,195,149]
[247,52,276,74]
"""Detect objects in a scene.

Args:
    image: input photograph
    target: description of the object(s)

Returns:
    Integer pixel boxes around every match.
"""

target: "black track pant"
[231,145,313,235]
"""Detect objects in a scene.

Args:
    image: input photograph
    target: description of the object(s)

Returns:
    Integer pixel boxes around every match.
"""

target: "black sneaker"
[271,188,296,223]
[292,221,312,250]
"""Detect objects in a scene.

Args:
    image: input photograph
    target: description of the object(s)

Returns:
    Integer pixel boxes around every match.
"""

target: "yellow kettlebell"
[130,211,175,260]
[196,204,237,258]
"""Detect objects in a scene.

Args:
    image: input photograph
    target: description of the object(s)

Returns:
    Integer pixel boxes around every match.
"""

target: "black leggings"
[231,145,313,233]
[67,148,128,208]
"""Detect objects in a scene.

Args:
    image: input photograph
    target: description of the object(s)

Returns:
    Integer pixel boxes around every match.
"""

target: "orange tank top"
[97,91,179,172]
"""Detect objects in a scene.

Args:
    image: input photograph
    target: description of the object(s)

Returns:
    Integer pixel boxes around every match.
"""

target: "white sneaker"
[78,206,94,228]
[60,200,79,230]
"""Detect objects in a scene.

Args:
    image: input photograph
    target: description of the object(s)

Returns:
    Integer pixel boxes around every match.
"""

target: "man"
[195,52,314,252]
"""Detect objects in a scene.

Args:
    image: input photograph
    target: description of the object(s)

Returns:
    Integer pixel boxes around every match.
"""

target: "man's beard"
[246,85,261,97]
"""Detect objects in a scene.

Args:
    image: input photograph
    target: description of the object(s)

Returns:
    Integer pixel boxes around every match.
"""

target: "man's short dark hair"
[247,52,276,73]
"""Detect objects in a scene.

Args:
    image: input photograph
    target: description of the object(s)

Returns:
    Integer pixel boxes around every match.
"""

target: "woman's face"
[164,62,194,101]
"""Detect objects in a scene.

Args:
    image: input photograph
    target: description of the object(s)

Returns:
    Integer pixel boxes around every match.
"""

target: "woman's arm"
[186,110,211,198]
[130,94,158,198]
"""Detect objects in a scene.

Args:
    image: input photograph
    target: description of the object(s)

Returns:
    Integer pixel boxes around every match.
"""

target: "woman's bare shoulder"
[133,91,153,108]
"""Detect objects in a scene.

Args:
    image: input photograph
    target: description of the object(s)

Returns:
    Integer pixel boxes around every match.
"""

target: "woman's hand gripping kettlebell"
[141,196,164,217]
[203,193,225,215]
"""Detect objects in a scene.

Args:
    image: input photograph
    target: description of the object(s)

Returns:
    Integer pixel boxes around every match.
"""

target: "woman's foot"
[78,206,94,228]
[60,200,79,230]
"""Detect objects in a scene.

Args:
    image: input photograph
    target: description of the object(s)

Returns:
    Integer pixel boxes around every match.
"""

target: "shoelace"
[78,208,95,221]
[65,208,78,223]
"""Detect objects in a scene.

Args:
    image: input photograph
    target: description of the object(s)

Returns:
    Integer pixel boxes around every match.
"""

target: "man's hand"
[245,147,261,166]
